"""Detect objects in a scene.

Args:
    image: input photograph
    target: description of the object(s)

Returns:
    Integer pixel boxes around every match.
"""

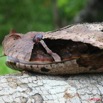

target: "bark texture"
[0,72,103,103]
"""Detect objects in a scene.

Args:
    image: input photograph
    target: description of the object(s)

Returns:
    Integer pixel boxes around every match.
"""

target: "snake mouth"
[6,39,87,64]
[7,39,103,67]
[6,39,103,75]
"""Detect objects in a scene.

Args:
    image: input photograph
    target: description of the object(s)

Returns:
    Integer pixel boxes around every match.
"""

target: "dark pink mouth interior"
[30,39,103,68]
[7,39,103,70]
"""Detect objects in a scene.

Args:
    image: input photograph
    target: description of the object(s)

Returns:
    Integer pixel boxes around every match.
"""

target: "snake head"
[33,34,43,43]
[2,23,103,75]
[2,32,45,62]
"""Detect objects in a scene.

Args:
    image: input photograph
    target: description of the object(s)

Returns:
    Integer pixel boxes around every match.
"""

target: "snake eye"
[33,34,43,43]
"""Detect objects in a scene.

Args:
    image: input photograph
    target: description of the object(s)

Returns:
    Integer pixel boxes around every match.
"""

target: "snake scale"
[2,23,103,75]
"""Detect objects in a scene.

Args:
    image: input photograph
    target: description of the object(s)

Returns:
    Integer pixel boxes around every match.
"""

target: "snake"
[2,23,103,75]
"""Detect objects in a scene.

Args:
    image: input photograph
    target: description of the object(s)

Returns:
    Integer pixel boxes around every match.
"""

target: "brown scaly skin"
[2,23,103,75]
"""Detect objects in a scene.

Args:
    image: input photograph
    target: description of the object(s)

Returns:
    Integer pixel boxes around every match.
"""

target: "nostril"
[33,34,43,43]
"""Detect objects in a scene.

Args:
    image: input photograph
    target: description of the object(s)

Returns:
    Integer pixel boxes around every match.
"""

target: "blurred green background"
[0,0,103,75]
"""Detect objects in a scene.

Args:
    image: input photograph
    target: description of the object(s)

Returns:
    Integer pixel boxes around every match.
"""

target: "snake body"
[2,23,103,75]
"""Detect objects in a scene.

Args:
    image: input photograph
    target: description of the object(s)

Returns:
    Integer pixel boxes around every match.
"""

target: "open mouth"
[7,39,103,67]
[6,38,103,74]
[4,23,103,74]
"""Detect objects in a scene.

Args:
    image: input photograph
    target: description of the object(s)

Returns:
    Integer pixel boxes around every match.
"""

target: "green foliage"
[57,0,87,21]
[0,46,18,75]
[0,0,54,44]
[0,0,87,44]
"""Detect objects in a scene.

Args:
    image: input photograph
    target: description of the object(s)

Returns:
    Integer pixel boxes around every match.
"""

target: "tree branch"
[0,72,103,103]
